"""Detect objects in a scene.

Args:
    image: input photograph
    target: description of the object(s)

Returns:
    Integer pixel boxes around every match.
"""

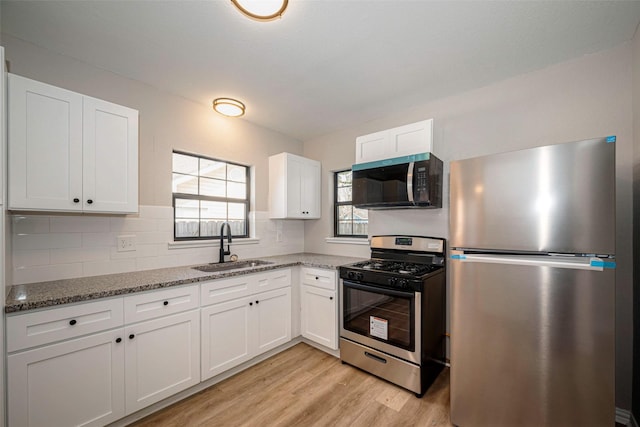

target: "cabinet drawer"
[255,269,292,293]
[200,275,253,307]
[7,298,124,353]
[124,285,199,324]
[301,267,336,290]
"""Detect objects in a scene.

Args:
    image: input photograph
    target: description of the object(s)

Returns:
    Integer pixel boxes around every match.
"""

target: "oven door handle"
[343,280,416,298]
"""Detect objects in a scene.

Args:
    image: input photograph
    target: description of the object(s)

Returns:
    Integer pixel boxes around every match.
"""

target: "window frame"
[334,169,368,238]
[172,150,251,241]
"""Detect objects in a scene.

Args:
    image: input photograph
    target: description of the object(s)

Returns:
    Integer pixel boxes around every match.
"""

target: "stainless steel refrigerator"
[449,137,615,427]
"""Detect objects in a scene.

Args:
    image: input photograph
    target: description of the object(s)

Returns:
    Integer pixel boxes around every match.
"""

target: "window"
[335,170,368,237]
[172,151,249,240]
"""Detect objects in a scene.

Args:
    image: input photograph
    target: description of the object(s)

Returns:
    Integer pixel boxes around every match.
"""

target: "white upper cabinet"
[8,73,138,213]
[268,152,321,219]
[355,118,433,164]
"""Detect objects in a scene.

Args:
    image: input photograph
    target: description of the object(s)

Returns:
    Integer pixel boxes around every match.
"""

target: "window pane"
[175,199,199,218]
[200,220,220,237]
[172,173,198,194]
[228,164,247,183]
[353,207,368,221]
[199,159,226,180]
[201,201,227,219]
[175,219,200,238]
[338,205,353,220]
[227,182,246,199]
[354,221,368,236]
[229,220,246,236]
[337,171,352,187]
[338,221,353,235]
[200,177,226,197]
[337,186,352,202]
[228,203,245,220]
[173,153,199,175]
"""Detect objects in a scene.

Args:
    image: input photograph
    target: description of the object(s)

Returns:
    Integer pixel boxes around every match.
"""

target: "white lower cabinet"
[201,297,252,380]
[301,285,337,350]
[125,309,200,414]
[300,267,338,350]
[201,275,292,381]
[8,329,125,427]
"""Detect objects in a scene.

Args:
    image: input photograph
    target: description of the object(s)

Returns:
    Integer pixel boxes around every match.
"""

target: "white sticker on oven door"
[370,316,388,340]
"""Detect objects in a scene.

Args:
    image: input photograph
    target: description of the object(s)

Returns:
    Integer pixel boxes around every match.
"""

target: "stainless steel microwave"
[351,153,443,209]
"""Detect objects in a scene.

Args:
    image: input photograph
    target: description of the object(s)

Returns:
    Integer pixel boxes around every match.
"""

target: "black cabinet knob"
[73,198,80,203]
[249,302,253,306]
[116,338,122,343]
[315,276,319,280]
[87,199,93,204]
[255,300,259,304]
[69,319,77,326]
[330,296,334,300]
[163,301,169,306]
[129,334,135,340]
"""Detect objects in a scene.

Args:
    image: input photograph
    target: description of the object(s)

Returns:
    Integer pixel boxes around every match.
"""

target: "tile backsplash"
[11,206,304,285]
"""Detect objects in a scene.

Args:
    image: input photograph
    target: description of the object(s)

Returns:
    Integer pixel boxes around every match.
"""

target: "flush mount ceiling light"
[212,98,246,117]
[231,0,288,21]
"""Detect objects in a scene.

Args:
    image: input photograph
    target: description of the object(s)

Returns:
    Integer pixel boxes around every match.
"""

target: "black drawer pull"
[129,334,135,340]
[364,351,387,364]
[69,319,77,326]
[73,198,80,203]
[163,301,169,306]
[87,199,93,204]
[116,338,122,343]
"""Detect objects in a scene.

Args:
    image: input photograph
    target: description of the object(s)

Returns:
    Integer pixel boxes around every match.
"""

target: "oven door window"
[343,281,415,351]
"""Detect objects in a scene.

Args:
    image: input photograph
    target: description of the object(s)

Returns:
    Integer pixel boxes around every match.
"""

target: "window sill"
[168,237,260,250]
[325,237,369,245]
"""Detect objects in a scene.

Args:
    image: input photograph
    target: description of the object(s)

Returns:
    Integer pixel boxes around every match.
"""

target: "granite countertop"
[5,253,366,313]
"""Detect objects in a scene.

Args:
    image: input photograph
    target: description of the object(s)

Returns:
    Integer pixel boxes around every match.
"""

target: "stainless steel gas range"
[339,235,446,397]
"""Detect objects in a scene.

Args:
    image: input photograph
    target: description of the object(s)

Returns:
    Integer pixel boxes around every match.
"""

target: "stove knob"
[388,277,397,286]
[397,279,408,289]
[356,273,364,281]
[347,271,355,280]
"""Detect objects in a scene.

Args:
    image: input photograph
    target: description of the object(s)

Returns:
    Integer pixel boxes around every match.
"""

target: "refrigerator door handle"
[450,254,615,271]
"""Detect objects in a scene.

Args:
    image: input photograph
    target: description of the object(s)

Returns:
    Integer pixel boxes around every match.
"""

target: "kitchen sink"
[192,259,273,273]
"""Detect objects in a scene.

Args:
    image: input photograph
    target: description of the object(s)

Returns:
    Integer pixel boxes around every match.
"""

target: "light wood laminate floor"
[131,342,452,427]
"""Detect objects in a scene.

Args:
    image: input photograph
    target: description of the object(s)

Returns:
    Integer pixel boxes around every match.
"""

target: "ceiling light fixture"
[231,0,288,21]
[213,98,246,117]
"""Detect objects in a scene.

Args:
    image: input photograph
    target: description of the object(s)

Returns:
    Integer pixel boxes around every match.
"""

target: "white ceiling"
[2,0,640,141]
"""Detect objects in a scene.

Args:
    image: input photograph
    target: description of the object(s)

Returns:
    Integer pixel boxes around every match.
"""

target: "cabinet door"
[83,96,139,213]
[201,297,252,381]
[254,287,291,356]
[8,73,83,211]
[285,154,304,218]
[124,310,200,414]
[8,329,125,427]
[301,285,338,350]
[388,119,433,158]
[355,129,389,164]
[301,159,321,218]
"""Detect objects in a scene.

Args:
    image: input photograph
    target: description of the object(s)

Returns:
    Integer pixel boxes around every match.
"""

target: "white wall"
[2,34,306,284]
[304,43,634,411]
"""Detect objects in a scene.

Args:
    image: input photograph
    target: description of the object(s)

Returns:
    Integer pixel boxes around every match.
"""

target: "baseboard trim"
[617,407,632,426]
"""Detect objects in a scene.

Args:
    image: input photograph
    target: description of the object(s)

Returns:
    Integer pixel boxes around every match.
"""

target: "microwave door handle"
[407,161,415,204]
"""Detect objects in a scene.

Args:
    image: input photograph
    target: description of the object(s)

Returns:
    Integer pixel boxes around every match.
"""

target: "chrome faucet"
[219,222,232,263]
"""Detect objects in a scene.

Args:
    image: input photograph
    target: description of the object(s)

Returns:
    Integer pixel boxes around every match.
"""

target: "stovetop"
[349,260,442,276]
[339,258,445,291]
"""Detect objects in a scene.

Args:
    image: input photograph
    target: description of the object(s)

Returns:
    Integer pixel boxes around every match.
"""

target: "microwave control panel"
[414,166,430,202]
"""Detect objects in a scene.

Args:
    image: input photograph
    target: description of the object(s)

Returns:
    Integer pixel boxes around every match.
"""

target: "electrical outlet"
[117,235,136,252]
